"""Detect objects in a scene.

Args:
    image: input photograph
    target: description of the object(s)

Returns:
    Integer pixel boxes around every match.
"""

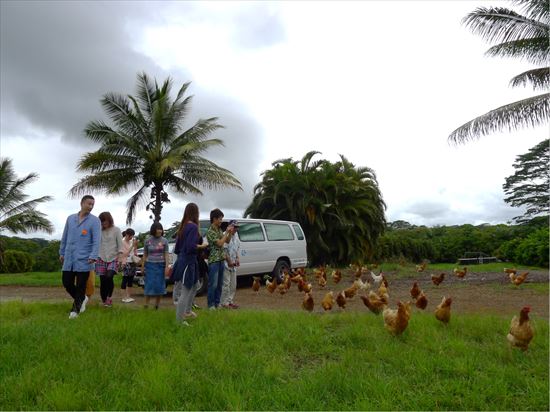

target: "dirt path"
[1,270,548,319]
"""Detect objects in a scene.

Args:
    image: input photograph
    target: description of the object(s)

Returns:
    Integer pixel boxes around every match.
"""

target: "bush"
[32,241,61,272]
[1,250,35,273]
[514,227,549,267]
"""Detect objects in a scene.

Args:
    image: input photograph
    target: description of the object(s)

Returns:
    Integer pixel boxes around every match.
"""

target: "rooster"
[321,291,334,311]
[507,306,534,351]
[510,271,529,286]
[302,293,314,312]
[415,291,428,310]
[336,291,347,309]
[331,270,342,284]
[252,277,261,292]
[431,273,445,286]
[434,296,452,324]
[360,291,387,315]
[410,282,421,300]
[453,267,467,278]
[383,301,411,335]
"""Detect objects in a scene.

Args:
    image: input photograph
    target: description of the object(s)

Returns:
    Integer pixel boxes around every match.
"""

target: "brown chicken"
[434,296,452,324]
[336,291,347,309]
[453,267,468,278]
[416,262,427,272]
[415,291,428,310]
[503,267,517,275]
[410,282,421,300]
[510,271,529,286]
[331,270,342,284]
[318,276,327,288]
[383,301,411,335]
[343,283,359,299]
[266,277,277,293]
[252,277,261,292]
[507,306,534,351]
[290,274,303,283]
[301,281,312,294]
[302,292,314,312]
[282,273,292,290]
[277,283,288,295]
[431,273,445,286]
[360,291,387,314]
[377,283,389,302]
[321,291,334,311]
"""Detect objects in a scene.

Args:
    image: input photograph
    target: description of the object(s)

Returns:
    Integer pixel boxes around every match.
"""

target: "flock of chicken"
[251,263,534,351]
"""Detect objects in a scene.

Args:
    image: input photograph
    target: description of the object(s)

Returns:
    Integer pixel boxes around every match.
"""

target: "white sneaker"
[80,296,89,313]
[122,298,135,303]
[69,311,78,319]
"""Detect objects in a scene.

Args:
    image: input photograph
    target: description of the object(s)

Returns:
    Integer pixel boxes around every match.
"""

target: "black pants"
[62,271,89,313]
[99,271,116,302]
[121,275,134,289]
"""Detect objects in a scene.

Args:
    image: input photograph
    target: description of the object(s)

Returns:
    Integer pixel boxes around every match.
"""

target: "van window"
[199,220,210,237]
[238,223,265,242]
[265,223,294,241]
[292,224,305,240]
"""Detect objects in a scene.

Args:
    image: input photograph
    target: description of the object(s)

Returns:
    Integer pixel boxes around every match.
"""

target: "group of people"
[59,195,241,324]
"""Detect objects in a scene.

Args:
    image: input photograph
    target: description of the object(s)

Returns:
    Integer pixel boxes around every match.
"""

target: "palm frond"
[0,210,54,234]
[512,0,550,23]
[509,67,550,90]
[485,37,549,65]
[125,185,149,225]
[448,93,550,144]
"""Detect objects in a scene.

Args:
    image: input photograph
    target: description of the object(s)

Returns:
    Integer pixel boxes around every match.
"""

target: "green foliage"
[245,152,386,266]
[499,226,549,267]
[503,138,549,222]
[449,0,549,143]
[1,250,34,273]
[0,237,60,272]
[70,72,241,225]
[32,241,62,272]
[1,302,548,410]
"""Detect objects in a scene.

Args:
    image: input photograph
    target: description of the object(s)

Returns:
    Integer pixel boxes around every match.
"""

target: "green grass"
[0,302,548,410]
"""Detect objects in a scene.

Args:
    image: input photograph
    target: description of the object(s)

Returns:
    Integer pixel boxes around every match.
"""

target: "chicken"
[503,267,517,275]
[343,283,359,299]
[431,273,445,286]
[381,274,389,288]
[453,267,467,278]
[331,270,342,284]
[266,277,277,294]
[318,276,327,288]
[252,276,261,292]
[434,296,452,324]
[370,271,383,286]
[377,283,389,302]
[507,306,534,351]
[335,291,347,309]
[302,292,314,312]
[360,291,387,314]
[313,265,327,280]
[353,278,370,291]
[277,283,288,295]
[415,291,428,310]
[510,271,529,286]
[383,301,411,335]
[416,262,427,272]
[290,274,303,283]
[410,282,421,300]
[321,291,334,311]
[282,273,292,290]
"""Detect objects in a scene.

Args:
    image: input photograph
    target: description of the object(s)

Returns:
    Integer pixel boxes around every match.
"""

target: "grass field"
[0,301,548,410]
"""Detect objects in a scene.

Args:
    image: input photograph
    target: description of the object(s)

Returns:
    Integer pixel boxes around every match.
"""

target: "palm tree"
[244,152,386,265]
[448,0,549,143]
[0,158,53,264]
[70,72,242,224]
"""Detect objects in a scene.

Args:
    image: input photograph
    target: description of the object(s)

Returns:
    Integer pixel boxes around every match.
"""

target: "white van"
[199,218,308,282]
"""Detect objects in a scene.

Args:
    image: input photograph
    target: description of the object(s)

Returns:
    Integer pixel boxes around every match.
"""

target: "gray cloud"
[231,7,286,49]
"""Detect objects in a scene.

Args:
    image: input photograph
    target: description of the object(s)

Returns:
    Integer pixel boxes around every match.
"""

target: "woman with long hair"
[172,203,208,323]
[96,211,123,307]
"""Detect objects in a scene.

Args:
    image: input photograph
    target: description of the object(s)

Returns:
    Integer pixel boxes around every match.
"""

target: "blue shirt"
[59,212,101,272]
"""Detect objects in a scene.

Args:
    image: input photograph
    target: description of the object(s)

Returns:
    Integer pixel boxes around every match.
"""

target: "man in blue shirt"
[59,195,101,319]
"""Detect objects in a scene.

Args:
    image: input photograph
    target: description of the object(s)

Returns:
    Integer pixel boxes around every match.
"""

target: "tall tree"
[449,0,549,143]
[503,138,549,222]
[0,158,53,235]
[70,72,242,224]
[244,152,386,265]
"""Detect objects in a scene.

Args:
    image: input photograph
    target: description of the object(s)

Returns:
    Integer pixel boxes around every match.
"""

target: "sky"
[1,1,546,240]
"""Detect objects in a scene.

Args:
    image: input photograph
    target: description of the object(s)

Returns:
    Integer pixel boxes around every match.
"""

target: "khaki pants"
[86,270,95,298]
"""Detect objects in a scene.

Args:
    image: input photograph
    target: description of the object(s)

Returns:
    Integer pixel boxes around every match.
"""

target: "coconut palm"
[0,158,53,235]
[70,72,242,224]
[449,0,549,143]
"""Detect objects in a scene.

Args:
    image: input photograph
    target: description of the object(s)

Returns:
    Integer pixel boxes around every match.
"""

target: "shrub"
[1,250,35,273]
[514,227,549,267]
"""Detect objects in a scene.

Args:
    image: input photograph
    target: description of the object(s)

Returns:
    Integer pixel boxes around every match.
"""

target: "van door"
[236,222,272,275]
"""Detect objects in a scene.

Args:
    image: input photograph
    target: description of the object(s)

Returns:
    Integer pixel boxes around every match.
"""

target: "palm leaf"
[509,67,550,90]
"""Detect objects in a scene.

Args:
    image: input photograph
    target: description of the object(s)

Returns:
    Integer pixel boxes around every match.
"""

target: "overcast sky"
[1,1,545,240]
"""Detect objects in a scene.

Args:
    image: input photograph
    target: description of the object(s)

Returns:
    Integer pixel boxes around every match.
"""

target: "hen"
[343,283,359,299]
[434,296,452,324]
[510,271,529,286]
[431,273,445,286]
[383,301,411,335]
[453,267,467,278]
[415,291,428,310]
[503,267,517,275]
[360,291,387,314]
[321,291,334,311]
[318,276,327,288]
[266,277,278,294]
[410,282,421,300]
[302,292,314,312]
[416,262,427,272]
[507,306,534,351]
[252,277,261,292]
[377,283,389,302]
[331,270,342,284]
[336,291,347,309]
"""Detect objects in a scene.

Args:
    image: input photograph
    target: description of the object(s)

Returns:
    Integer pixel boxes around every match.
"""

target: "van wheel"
[272,259,290,283]
[196,273,208,296]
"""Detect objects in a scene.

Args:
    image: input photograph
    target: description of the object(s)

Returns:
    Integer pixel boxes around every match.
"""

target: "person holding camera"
[221,220,240,309]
